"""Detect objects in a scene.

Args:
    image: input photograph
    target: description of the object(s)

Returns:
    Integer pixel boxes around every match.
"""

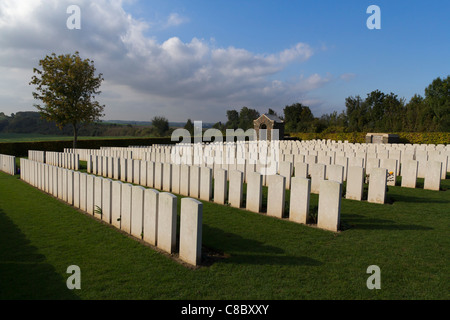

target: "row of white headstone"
[83,154,361,232]
[83,150,445,230]
[28,150,80,170]
[0,154,16,175]
[67,140,449,180]
[19,158,203,266]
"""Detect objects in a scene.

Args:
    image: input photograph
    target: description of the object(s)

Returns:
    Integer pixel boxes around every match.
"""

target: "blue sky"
[0,0,448,122]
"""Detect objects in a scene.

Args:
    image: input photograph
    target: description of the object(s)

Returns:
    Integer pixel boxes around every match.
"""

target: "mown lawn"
[0,170,448,300]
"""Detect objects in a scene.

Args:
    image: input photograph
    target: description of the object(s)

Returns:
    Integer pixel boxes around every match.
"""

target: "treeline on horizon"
[210,75,449,134]
[1,75,448,138]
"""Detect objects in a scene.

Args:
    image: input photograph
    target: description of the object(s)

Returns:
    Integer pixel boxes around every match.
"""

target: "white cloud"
[340,73,356,82]
[0,0,334,121]
[165,12,189,28]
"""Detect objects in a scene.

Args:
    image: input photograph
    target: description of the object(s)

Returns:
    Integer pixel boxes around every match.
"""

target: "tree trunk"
[73,123,78,149]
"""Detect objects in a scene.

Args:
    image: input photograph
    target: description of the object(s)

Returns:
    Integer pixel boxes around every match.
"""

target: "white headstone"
[131,186,145,239]
[289,177,310,224]
[213,168,227,205]
[246,171,263,213]
[400,160,418,188]
[121,183,133,233]
[228,170,244,208]
[317,180,341,232]
[179,198,203,266]
[368,168,387,204]
[424,161,442,191]
[346,166,365,201]
[143,188,159,246]
[199,166,212,201]
[266,174,286,218]
[157,193,178,254]
[111,180,122,229]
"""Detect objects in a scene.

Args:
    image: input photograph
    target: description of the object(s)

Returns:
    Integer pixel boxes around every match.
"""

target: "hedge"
[289,132,450,145]
[0,137,180,157]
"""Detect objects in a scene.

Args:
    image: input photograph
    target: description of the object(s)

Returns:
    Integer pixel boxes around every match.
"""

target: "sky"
[0,0,449,123]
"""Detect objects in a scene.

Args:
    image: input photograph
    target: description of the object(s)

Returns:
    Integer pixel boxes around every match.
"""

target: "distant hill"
[0,111,216,137]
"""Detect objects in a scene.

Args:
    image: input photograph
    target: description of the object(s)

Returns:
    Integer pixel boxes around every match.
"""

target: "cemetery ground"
[0,166,449,300]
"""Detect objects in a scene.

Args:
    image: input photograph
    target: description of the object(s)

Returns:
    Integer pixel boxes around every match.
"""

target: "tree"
[345,96,368,132]
[30,52,105,148]
[184,119,194,135]
[151,116,169,136]
[283,103,314,133]
[424,76,450,131]
[225,109,240,129]
[238,107,260,130]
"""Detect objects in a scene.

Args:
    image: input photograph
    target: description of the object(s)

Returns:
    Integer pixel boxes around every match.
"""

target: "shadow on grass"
[203,225,322,267]
[342,214,434,231]
[0,208,80,300]
[388,193,450,204]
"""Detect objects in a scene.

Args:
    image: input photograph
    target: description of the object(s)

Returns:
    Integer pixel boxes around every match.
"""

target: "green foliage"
[283,103,315,133]
[94,206,103,217]
[150,116,169,137]
[238,107,260,130]
[183,119,194,135]
[30,52,105,148]
[424,75,450,132]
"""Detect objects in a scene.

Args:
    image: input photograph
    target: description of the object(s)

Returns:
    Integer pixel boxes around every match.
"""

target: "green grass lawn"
[0,170,449,300]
